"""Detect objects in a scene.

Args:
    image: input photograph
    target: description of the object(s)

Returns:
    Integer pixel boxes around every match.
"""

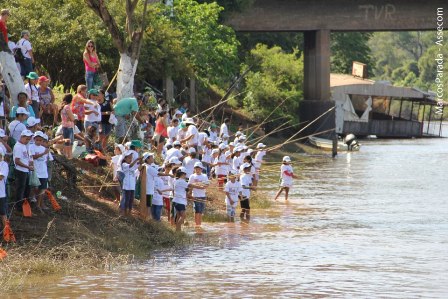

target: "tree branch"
[84,0,126,53]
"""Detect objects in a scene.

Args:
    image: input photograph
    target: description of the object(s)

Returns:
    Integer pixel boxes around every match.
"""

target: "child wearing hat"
[189,162,209,226]
[8,106,29,143]
[25,72,41,120]
[29,131,50,212]
[274,156,298,201]
[120,151,142,216]
[224,169,242,222]
[0,147,9,228]
[13,130,34,214]
[240,162,257,221]
[182,147,200,177]
[111,144,125,203]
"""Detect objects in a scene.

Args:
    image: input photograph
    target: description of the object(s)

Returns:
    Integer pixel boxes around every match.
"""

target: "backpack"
[13,47,25,63]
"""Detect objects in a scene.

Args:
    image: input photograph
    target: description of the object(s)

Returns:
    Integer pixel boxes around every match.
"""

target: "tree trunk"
[116,52,138,100]
[0,51,26,107]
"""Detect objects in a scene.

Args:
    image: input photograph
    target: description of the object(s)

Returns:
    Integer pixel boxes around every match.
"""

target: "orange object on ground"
[22,199,32,217]
[0,248,7,260]
[45,190,61,212]
[3,220,16,243]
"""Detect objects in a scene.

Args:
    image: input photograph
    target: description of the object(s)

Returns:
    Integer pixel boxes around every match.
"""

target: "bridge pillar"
[300,30,334,137]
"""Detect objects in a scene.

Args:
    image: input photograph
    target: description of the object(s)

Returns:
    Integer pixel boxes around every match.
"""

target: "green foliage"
[240,44,303,123]
[331,32,373,75]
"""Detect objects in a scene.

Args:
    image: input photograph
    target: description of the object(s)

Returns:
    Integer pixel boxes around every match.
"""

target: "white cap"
[211,149,219,155]
[234,146,242,152]
[125,141,131,148]
[194,162,204,169]
[229,142,235,147]
[142,152,155,161]
[188,147,196,154]
[20,129,33,137]
[175,110,182,115]
[42,133,49,141]
[235,131,242,136]
[239,135,246,141]
[229,169,238,175]
[177,166,187,174]
[0,129,6,138]
[33,130,45,139]
[247,149,254,154]
[27,117,40,127]
[219,143,227,150]
[222,133,229,138]
[185,118,195,125]
[115,143,125,154]
[283,156,291,162]
[173,140,181,147]
[242,162,252,169]
[123,150,134,157]
[243,145,248,150]
[169,157,182,165]
[257,143,266,149]
[225,151,232,157]
[16,107,30,115]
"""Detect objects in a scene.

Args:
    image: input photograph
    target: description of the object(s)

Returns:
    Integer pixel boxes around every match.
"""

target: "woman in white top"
[274,156,298,201]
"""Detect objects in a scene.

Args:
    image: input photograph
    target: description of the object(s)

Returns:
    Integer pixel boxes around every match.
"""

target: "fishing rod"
[230,115,289,138]
[265,128,335,152]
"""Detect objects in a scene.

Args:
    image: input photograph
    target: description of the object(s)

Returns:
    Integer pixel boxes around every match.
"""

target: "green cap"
[179,122,186,129]
[88,89,99,96]
[131,140,143,148]
[26,72,39,80]
[210,123,218,129]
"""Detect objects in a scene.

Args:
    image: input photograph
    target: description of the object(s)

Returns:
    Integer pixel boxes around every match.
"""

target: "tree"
[84,0,153,99]
[331,32,373,75]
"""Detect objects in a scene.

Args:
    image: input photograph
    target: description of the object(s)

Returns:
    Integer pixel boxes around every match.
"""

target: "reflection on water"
[13,139,448,298]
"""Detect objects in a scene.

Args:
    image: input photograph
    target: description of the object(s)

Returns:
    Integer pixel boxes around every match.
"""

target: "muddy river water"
[15,139,448,298]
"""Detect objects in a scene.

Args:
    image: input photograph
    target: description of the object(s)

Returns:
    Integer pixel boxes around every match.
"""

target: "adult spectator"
[17,30,34,76]
[71,84,94,132]
[220,118,230,138]
[9,91,35,121]
[0,9,10,53]
[83,89,101,131]
[60,94,75,159]
[83,40,101,90]
[37,76,58,125]
[113,97,142,143]
[154,110,169,156]
[98,89,113,152]
[6,33,20,72]
[24,72,40,119]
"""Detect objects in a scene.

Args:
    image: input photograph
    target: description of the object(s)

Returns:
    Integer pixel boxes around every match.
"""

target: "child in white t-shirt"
[224,169,242,222]
[29,131,50,211]
[240,163,257,222]
[189,162,209,226]
[0,148,9,228]
[110,144,125,203]
[120,151,142,216]
[274,156,298,201]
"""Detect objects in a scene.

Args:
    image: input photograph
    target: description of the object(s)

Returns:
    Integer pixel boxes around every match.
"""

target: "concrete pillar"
[303,30,330,101]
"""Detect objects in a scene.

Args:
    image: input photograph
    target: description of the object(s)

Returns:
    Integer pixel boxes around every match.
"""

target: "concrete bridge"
[226,0,445,135]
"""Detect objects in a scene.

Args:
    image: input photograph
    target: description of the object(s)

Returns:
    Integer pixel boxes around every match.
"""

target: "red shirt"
[0,20,8,43]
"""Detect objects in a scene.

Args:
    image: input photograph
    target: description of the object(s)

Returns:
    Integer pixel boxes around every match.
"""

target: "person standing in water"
[274,156,298,201]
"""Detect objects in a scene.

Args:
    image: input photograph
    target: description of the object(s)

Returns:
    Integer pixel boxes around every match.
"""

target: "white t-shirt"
[153,177,164,206]
[281,164,294,187]
[215,154,229,176]
[189,173,209,198]
[9,120,27,142]
[145,164,159,195]
[224,180,241,207]
[84,102,101,122]
[198,132,208,146]
[25,83,39,103]
[111,155,121,180]
[182,157,200,177]
[0,161,9,198]
[29,144,48,178]
[122,162,138,190]
[240,173,253,198]
[186,125,199,146]
[165,147,183,162]
[8,41,15,52]
[159,174,171,197]
[220,123,228,137]
[232,156,242,171]
[202,147,212,164]
[18,38,32,59]
[209,131,218,142]
[13,142,30,173]
[167,126,179,143]
[255,150,266,162]
[172,178,189,205]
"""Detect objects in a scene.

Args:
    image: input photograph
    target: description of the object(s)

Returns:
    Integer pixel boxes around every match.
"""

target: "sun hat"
[26,72,39,80]
[194,162,204,169]
[130,140,143,148]
[283,156,291,163]
[16,107,30,115]
[114,144,125,154]
[142,152,155,161]
[26,117,40,127]
[242,162,252,169]
[179,122,187,129]
[20,130,33,137]
[169,157,182,165]
[88,89,99,96]
[38,76,50,83]
[257,143,266,149]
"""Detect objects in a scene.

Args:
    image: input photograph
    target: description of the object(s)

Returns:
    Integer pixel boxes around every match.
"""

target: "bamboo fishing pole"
[247,121,300,146]
[264,106,335,152]
[246,97,291,140]
[266,128,335,152]
[232,115,289,138]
